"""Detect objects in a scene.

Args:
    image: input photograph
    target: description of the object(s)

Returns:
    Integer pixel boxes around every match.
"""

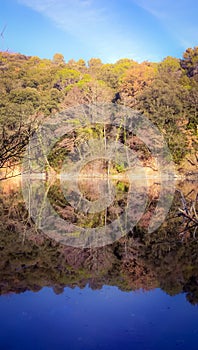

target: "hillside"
[0,48,198,178]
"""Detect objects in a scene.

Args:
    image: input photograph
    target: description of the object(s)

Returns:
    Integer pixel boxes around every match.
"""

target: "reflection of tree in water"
[48,179,129,228]
[0,180,198,305]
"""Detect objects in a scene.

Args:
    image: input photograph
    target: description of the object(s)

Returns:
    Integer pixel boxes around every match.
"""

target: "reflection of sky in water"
[0,286,198,350]
[1,179,198,349]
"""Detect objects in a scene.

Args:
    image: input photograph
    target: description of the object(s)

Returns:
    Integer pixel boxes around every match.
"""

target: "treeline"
[0,47,197,169]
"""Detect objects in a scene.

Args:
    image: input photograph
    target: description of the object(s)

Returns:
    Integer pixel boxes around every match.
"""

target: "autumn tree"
[53,53,65,65]
[119,61,156,107]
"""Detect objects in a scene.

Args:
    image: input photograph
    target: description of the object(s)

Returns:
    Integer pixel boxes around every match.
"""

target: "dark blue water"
[0,286,198,350]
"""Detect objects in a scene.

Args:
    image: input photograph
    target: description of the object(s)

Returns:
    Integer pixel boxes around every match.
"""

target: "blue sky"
[0,0,197,63]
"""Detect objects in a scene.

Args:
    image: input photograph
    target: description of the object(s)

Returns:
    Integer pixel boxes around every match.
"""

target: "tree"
[119,62,156,107]
[63,78,113,107]
[180,46,198,78]
[53,68,81,91]
[76,58,87,73]
[136,65,188,163]
[53,53,65,65]
[0,115,38,180]
[88,58,103,76]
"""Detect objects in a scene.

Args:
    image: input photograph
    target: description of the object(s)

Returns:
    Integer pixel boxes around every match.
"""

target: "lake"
[0,177,198,349]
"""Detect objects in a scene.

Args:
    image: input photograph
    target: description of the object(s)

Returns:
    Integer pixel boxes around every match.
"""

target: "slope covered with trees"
[0,47,197,177]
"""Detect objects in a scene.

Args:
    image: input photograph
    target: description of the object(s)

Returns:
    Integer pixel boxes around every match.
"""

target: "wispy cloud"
[17,0,197,61]
[18,0,144,62]
[133,0,198,49]
[18,0,135,61]
[18,0,106,36]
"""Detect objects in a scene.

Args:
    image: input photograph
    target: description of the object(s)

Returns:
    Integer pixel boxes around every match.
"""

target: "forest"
[0,48,198,303]
[0,46,198,179]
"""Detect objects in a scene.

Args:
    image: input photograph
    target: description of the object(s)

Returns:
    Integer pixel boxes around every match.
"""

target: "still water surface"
[0,177,198,349]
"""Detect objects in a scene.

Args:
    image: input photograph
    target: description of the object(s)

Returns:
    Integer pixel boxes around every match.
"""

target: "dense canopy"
[0,47,197,177]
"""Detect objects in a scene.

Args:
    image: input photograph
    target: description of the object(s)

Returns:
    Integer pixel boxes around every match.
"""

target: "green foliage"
[0,48,197,172]
[8,87,40,107]
[158,56,181,73]
[181,46,198,77]
[54,68,81,90]
[115,163,126,173]
[76,74,92,88]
